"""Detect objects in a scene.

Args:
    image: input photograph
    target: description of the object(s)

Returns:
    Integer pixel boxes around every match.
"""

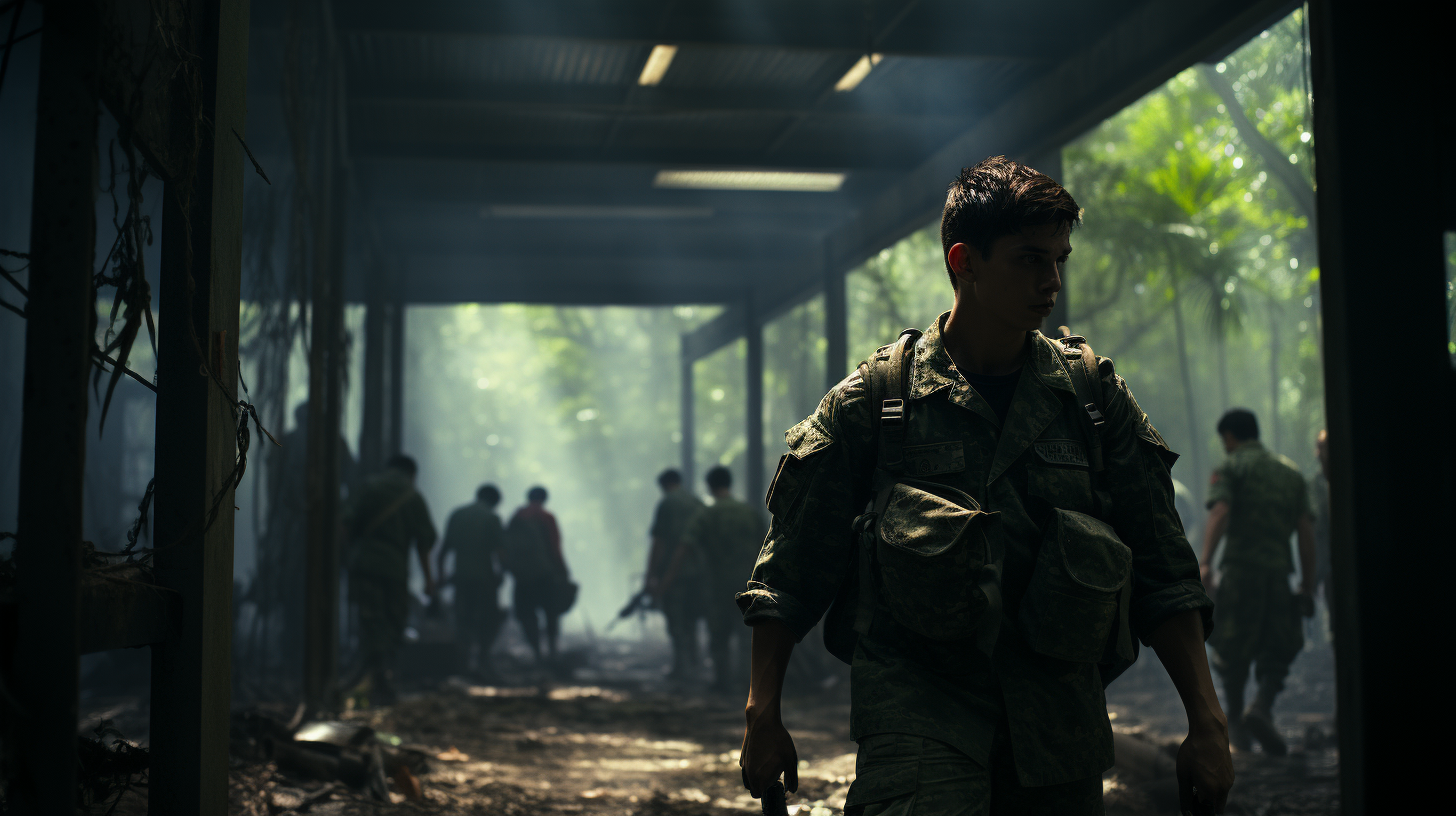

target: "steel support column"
[824,253,848,392]
[387,301,404,456]
[303,51,347,712]
[745,298,765,506]
[1035,149,1070,335]
[1309,2,1453,813]
[359,270,387,475]
[149,0,250,811]
[7,4,99,811]
[680,347,695,490]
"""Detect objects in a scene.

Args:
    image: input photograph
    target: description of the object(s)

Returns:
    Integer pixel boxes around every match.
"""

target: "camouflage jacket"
[737,313,1212,786]
[1206,440,1310,574]
[650,487,705,580]
[344,469,437,582]
[684,495,768,595]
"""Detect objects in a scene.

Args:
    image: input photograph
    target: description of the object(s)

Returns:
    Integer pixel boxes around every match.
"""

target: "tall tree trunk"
[1268,300,1281,454]
[1168,270,1206,507]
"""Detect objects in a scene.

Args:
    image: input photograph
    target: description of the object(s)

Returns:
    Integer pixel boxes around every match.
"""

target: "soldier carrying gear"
[736,156,1232,816]
[676,466,767,692]
[1200,409,1317,756]
[342,453,437,704]
[503,486,574,667]
[643,468,706,679]
[437,483,507,680]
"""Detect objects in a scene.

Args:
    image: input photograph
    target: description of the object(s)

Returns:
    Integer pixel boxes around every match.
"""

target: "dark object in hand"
[761,780,788,816]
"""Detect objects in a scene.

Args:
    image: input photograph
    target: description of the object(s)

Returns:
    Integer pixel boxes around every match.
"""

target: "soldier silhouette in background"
[1200,409,1316,755]
[343,454,437,703]
[503,486,574,666]
[679,466,767,693]
[643,469,706,679]
[438,483,506,680]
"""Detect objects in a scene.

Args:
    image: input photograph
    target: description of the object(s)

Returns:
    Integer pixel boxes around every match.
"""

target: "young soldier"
[1200,409,1315,756]
[344,454,437,704]
[737,157,1233,815]
[504,486,572,665]
[644,468,707,678]
[438,483,506,678]
[678,466,768,692]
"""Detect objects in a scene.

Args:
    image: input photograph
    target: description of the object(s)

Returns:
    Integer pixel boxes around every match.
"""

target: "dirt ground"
[76,628,1339,815]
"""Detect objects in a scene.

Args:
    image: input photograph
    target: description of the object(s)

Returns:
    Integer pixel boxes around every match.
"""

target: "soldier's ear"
[947,243,977,284]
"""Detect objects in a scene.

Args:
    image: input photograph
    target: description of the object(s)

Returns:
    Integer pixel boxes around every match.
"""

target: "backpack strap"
[1053,333,1112,515]
[853,328,921,637]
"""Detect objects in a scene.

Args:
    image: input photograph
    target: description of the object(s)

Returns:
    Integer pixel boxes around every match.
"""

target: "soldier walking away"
[343,454,437,704]
[438,483,507,680]
[737,157,1232,816]
[643,469,706,679]
[1200,409,1316,756]
[503,486,575,667]
[678,466,767,693]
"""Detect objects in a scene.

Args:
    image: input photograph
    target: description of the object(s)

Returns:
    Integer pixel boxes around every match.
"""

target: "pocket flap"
[1051,509,1132,592]
[784,416,833,459]
[879,480,981,555]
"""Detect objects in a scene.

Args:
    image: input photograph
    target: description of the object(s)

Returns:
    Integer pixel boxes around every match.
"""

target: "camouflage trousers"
[350,570,408,676]
[845,728,1104,816]
[1209,565,1303,699]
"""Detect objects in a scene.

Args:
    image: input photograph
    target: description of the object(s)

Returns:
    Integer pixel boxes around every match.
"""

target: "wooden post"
[7,4,99,812]
[745,298,765,506]
[680,347,695,489]
[824,255,847,392]
[148,0,249,811]
[1309,2,1454,813]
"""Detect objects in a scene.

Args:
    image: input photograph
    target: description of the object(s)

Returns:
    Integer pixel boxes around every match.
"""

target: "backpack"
[820,329,1139,686]
[501,513,556,580]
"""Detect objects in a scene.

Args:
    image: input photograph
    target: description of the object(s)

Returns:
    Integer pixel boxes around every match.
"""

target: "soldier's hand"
[740,705,798,799]
[1177,719,1234,815]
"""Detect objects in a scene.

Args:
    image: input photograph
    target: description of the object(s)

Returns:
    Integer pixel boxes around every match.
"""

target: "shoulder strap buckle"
[881,398,905,428]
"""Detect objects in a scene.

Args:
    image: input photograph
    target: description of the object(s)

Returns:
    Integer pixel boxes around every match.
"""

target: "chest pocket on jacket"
[1028,465,1095,517]
[876,479,998,641]
[1020,508,1134,664]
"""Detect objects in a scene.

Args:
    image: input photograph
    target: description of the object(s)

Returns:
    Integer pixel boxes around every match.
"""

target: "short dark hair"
[705,465,732,491]
[940,155,1081,288]
[1217,409,1260,442]
[476,484,501,505]
[386,454,417,476]
[657,469,682,488]
[527,485,548,503]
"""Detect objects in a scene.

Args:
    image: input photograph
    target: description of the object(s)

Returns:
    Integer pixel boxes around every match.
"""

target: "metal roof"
[248,0,1296,311]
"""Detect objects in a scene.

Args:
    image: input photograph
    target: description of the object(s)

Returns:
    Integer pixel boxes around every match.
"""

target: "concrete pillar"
[745,299,765,506]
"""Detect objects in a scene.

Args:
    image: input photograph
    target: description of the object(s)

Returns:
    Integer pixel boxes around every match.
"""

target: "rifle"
[605,589,655,631]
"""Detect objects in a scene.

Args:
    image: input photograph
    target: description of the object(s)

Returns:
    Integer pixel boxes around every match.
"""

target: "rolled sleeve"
[736,579,825,641]
[1102,374,1215,643]
[735,372,874,642]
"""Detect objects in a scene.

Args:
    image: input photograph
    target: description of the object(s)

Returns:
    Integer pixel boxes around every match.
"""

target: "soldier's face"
[949,224,1069,332]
